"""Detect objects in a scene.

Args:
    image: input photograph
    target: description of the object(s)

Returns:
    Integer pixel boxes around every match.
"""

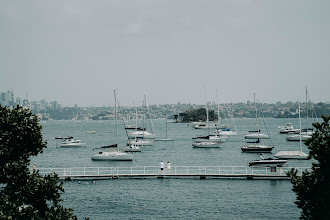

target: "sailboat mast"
[165,113,168,139]
[298,103,303,152]
[254,93,258,132]
[306,86,308,129]
[114,90,118,151]
[205,92,209,135]
[217,90,220,127]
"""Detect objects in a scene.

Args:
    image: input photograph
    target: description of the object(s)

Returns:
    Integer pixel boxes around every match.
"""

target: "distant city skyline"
[1,88,328,108]
[1,1,330,107]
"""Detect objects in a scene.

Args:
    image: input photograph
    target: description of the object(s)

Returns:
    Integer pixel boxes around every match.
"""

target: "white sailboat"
[275,103,309,159]
[216,104,238,136]
[192,94,223,148]
[241,138,274,153]
[127,97,155,140]
[155,114,174,141]
[245,94,269,139]
[286,87,313,141]
[124,108,142,152]
[92,90,133,161]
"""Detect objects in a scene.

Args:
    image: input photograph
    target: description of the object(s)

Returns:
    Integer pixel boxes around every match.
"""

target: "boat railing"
[35,166,311,177]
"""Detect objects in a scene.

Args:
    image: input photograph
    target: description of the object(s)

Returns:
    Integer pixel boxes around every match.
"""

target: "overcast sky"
[1,0,329,107]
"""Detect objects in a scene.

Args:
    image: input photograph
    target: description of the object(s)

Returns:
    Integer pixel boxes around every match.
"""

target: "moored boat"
[248,154,287,167]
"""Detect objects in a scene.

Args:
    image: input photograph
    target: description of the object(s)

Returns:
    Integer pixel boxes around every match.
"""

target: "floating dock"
[36,166,310,180]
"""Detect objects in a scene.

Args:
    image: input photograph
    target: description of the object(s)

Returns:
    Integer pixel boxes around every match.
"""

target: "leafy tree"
[288,115,330,220]
[0,105,77,219]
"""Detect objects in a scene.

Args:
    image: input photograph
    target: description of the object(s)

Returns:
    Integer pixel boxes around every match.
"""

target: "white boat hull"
[245,133,269,139]
[241,145,273,153]
[216,131,238,136]
[274,151,308,159]
[128,139,155,146]
[192,141,221,148]
[155,138,175,141]
[123,145,142,152]
[248,159,287,167]
[127,131,155,139]
[286,135,311,141]
[91,152,133,161]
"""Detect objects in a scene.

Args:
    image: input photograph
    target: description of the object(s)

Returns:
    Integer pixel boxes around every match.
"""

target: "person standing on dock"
[160,161,165,174]
[166,161,171,174]
[32,163,36,172]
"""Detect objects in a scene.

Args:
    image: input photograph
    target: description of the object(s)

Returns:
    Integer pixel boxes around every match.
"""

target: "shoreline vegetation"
[25,101,330,121]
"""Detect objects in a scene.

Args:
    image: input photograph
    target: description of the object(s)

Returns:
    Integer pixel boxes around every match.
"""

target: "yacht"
[241,139,273,153]
[245,133,269,139]
[286,134,311,141]
[127,130,155,139]
[275,103,309,160]
[278,123,300,134]
[58,137,86,147]
[192,140,221,148]
[216,128,238,136]
[91,90,133,161]
[248,154,287,167]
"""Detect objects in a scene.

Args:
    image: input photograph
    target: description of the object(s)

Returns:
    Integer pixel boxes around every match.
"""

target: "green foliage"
[0,105,77,219]
[181,108,217,122]
[287,115,330,220]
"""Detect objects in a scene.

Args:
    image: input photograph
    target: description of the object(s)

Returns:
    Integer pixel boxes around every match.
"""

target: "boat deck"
[36,166,310,180]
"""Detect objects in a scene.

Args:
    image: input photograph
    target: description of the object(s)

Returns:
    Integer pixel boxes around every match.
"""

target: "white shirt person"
[166,161,171,174]
[160,161,165,174]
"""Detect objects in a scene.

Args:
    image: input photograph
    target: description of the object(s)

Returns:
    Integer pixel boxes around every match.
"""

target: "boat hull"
[192,141,221,148]
[241,145,273,153]
[274,151,308,159]
[248,160,287,167]
[286,135,311,141]
[245,133,270,139]
[91,152,133,161]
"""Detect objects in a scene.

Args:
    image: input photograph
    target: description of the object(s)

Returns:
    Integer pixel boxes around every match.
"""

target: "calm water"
[32,118,313,219]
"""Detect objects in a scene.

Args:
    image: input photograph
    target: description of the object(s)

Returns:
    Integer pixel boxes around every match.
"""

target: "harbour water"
[32,118,314,219]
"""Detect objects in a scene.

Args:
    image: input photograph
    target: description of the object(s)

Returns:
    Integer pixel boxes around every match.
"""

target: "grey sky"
[1,0,329,107]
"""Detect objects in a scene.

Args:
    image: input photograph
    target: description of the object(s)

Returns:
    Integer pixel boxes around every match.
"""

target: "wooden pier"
[36,166,310,180]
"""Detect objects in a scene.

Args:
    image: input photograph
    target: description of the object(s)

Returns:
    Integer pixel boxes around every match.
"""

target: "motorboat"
[86,131,96,134]
[58,137,86,147]
[278,123,294,130]
[216,128,238,136]
[241,139,273,153]
[192,140,221,148]
[248,154,287,167]
[279,123,300,134]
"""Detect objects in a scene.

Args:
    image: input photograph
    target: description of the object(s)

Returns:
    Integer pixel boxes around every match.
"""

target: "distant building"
[40,99,48,108]
[16,97,22,106]
[50,101,59,110]
[23,99,29,107]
